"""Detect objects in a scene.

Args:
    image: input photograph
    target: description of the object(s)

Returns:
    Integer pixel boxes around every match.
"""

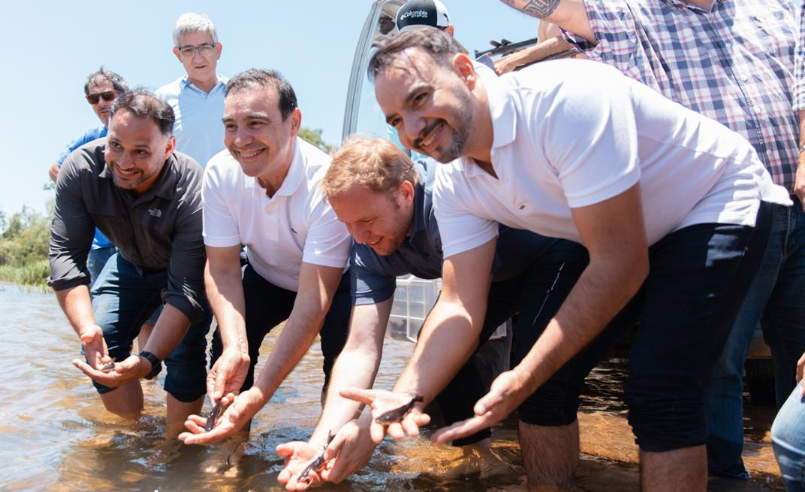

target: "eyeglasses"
[177,43,217,57]
[85,90,117,105]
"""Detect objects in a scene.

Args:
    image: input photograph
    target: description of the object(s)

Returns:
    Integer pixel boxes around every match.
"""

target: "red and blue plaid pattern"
[564,0,799,190]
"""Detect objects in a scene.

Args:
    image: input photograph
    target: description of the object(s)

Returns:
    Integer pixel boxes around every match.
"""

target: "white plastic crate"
[387,275,508,342]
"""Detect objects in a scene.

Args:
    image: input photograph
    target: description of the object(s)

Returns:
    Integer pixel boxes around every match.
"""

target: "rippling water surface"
[0,283,783,491]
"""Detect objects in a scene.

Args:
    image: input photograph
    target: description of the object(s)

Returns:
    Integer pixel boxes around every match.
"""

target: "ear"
[288,108,302,137]
[396,179,415,206]
[172,46,182,63]
[215,42,223,60]
[445,25,455,37]
[164,136,176,159]
[451,53,477,89]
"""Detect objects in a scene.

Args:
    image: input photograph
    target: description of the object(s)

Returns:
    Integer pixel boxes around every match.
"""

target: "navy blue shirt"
[351,159,561,305]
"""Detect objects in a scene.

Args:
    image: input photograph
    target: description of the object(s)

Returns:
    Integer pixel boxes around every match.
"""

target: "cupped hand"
[319,416,378,484]
[277,441,328,490]
[432,369,531,444]
[72,352,149,388]
[338,388,430,443]
[178,388,260,445]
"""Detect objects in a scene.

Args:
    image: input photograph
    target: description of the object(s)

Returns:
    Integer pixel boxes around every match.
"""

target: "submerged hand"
[207,348,249,402]
[72,352,149,388]
[277,441,328,490]
[320,416,378,484]
[179,389,260,445]
[432,369,532,444]
[339,388,430,443]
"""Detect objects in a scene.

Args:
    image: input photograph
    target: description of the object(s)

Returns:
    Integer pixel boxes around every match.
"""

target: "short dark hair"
[225,69,298,121]
[368,28,466,81]
[84,67,129,95]
[110,90,175,136]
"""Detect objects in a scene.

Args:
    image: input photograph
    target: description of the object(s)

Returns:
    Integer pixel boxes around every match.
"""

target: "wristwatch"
[139,351,162,380]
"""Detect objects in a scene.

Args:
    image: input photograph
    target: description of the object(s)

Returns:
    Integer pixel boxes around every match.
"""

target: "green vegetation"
[0,205,52,287]
[298,127,333,154]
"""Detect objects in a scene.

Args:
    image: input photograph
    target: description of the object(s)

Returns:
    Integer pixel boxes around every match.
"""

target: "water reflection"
[0,283,783,491]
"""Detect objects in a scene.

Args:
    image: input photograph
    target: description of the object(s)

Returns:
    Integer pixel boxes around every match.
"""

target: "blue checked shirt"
[795,0,805,112]
[564,0,799,191]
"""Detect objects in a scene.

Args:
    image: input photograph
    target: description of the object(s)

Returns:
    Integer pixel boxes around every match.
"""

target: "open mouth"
[237,148,265,159]
[416,121,444,153]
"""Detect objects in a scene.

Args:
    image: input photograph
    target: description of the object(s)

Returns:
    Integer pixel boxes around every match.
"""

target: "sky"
[0,1,538,217]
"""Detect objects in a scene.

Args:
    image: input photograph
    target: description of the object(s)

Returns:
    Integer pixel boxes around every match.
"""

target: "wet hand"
[75,325,110,370]
[339,388,430,443]
[72,352,149,388]
[319,417,377,484]
[432,369,531,444]
[179,389,260,445]
[207,348,249,402]
[277,441,328,490]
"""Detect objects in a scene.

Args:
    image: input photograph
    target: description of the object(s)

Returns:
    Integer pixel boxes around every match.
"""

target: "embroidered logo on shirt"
[148,208,163,218]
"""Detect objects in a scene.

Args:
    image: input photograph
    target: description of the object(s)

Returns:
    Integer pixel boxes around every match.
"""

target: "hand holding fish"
[72,350,151,389]
[319,415,378,484]
[277,440,328,490]
[206,347,249,403]
[179,387,261,445]
[339,388,430,443]
[433,368,531,444]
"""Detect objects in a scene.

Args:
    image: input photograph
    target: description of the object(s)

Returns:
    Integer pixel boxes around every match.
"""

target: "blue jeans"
[772,382,805,491]
[87,246,116,289]
[706,201,805,479]
[90,253,212,402]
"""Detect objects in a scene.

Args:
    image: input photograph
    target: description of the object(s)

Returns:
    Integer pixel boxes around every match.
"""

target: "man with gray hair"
[156,12,228,167]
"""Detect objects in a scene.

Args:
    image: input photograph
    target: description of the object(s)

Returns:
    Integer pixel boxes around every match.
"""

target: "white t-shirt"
[202,138,350,291]
[434,60,791,258]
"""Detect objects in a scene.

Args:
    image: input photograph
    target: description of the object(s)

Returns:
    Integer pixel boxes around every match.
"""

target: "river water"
[0,283,784,491]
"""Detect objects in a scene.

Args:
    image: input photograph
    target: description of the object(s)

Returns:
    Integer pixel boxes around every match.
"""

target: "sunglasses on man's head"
[86,90,116,105]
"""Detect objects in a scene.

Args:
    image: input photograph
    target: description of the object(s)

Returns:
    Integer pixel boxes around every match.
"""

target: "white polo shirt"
[202,138,350,292]
[434,60,791,258]
[156,75,228,167]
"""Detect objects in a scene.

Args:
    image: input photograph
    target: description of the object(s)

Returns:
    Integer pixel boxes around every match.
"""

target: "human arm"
[48,161,60,182]
[182,262,344,445]
[497,0,594,43]
[795,2,805,209]
[494,36,580,75]
[277,299,392,489]
[434,184,648,442]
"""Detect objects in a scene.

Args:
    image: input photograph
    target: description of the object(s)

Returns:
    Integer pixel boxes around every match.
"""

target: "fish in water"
[375,393,424,424]
[100,358,116,372]
[205,400,224,432]
[299,432,334,483]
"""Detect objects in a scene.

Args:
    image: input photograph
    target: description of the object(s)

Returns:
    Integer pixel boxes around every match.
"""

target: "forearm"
[55,285,96,338]
[205,261,248,356]
[499,0,594,43]
[508,37,573,66]
[141,303,191,360]
[393,299,482,405]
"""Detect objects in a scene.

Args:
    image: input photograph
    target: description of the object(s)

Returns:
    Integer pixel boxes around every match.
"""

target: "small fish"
[100,358,116,372]
[375,393,424,424]
[298,432,334,483]
[205,400,224,432]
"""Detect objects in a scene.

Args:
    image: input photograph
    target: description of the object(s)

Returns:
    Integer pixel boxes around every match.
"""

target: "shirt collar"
[179,75,227,94]
[460,71,517,178]
[407,171,429,243]
[248,137,303,197]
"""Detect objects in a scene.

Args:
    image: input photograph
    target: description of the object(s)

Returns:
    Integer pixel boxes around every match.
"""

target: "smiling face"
[105,110,175,195]
[329,182,415,257]
[223,85,300,189]
[375,48,476,163]
[173,30,222,88]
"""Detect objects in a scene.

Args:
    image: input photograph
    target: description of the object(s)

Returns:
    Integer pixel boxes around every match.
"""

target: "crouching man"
[49,90,212,436]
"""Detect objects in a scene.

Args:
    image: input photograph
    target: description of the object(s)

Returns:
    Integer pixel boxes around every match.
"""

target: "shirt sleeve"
[55,128,103,167]
[202,162,242,248]
[164,164,207,323]
[350,243,397,305]
[562,0,658,87]
[795,0,805,111]
[302,182,350,269]
[48,152,95,290]
[432,164,499,259]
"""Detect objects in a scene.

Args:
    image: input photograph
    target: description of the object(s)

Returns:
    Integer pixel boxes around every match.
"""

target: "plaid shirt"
[564,0,799,190]
[795,0,805,112]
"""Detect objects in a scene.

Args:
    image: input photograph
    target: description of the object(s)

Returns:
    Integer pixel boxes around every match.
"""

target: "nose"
[116,151,134,169]
[401,114,425,148]
[233,127,253,148]
[350,223,372,244]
